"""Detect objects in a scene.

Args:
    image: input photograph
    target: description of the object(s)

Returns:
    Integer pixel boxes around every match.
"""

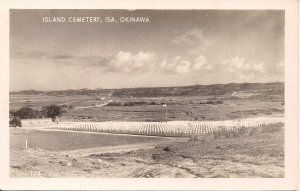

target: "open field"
[10,95,284,122]
[9,83,285,177]
[9,83,284,122]
[10,129,284,178]
[65,99,283,122]
[10,129,184,152]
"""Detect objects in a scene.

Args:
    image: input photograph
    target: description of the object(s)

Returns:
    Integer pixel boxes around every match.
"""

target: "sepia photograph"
[8,9,287,178]
[0,0,299,190]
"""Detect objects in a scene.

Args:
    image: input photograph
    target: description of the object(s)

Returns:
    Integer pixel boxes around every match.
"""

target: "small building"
[20,118,53,127]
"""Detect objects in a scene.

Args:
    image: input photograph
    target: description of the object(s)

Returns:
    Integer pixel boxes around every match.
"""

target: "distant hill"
[10,82,284,98]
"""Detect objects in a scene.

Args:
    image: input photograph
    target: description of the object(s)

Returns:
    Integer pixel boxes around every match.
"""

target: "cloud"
[11,46,213,75]
[10,46,108,67]
[104,51,157,73]
[172,29,207,45]
[103,51,211,75]
[172,29,212,54]
[261,61,284,81]
[174,60,191,74]
[49,54,74,60]
[192,56,211,70]
[221,56,266,80]
[159,55,211,74]
[10,46,47,60]
[275,61,284,72]
[11,46,77,63]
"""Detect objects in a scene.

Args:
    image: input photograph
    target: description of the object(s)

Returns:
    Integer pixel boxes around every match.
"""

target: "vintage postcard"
[0,0,298,190]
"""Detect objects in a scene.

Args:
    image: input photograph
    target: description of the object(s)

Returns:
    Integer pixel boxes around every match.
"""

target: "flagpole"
[166,105,167,122]
[162,104,168,122]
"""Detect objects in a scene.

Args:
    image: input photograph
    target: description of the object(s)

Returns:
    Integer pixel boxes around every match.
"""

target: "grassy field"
[10,94,284,122]
[9,94,91,110]
[10,129,180,151]
[9,83,285,177]
[10,129,284,178]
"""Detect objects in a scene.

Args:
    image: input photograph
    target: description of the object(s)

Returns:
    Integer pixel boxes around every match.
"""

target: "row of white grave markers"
[49,116,283,137]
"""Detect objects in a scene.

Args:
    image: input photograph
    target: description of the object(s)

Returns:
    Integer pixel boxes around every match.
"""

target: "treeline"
[105,100,224,107]
[106,101,158,106]
[10,105,63,121]
[112,82,284,97]
[10,82,284,98]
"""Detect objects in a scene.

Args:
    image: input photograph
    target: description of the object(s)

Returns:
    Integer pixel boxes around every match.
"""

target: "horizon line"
[10,81,284,93]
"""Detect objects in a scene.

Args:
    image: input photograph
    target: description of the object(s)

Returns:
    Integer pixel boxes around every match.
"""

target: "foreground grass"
[91,129,284,177]
[189,122,283,142]
[10,128,284,178]
[10,129,177,151]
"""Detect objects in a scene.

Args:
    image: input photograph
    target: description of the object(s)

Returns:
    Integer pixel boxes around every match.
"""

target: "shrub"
[163,146,171,152]
[216,100,224,104]
[42,105,63,121]
[189,133,215,142]
[149,101,156,105]
[206,100,215,104]
[261,122,283,133]
[123,101,148,106]
[233,126,251,137]
[190,122,284,142]
[14,106,41,119]
[106,101,122,106]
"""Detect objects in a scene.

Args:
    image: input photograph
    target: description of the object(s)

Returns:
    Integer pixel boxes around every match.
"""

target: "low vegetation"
[10,106,42,119]
[189,122,283,142]
[9,105,64,123]
[10,82,284,98]
[9,82,285,178]
[105,100,224,107]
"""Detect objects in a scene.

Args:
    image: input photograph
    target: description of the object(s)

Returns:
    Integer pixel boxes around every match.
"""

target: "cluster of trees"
[123,101,148,106]
[10,105,63,121]
[106,101,162,107]
[199,100,224,105]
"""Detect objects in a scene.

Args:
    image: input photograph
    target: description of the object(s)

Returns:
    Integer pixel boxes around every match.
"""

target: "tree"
[68,105,74,110]
[42,105,63,121]
[14,106,38,119]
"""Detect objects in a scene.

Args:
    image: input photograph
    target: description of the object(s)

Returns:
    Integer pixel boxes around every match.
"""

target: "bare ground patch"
[10,130,284,178]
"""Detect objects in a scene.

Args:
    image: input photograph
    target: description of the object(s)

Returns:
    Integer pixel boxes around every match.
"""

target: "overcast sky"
[10,10,284,91]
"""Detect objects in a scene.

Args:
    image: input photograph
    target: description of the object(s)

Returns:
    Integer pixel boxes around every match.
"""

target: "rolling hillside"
[10,82,284,98]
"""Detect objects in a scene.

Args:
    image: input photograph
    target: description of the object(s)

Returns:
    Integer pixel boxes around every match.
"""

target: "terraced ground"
[48,116,283,137]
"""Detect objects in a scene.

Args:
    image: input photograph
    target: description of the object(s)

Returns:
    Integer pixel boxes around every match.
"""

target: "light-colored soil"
[10,130,284,178]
